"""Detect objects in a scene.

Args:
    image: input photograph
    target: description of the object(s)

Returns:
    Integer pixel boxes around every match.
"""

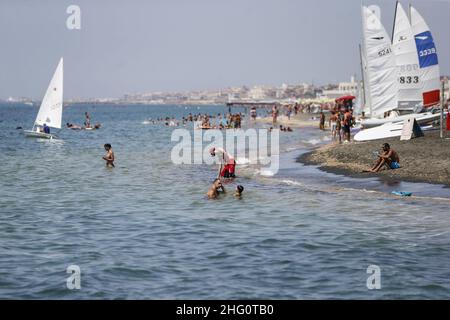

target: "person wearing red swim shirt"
[209,147,236,178]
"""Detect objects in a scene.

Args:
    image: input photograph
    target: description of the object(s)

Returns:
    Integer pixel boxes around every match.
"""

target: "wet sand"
[298,130,450,186]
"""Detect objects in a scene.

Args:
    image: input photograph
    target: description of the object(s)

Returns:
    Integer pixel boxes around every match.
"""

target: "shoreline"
[255,113,320,128]
[297,130,450,187]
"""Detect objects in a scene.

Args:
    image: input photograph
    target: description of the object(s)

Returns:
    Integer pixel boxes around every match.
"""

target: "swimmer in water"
[235,185,244,198]
[102,143,115,168]
[207,178,226,199]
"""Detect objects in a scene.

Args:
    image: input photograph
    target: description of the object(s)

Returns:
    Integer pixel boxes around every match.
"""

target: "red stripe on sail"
[423,90,440,107]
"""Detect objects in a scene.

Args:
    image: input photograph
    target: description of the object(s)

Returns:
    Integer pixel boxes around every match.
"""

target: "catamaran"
[24,58,63,139]
[355,3,441,140]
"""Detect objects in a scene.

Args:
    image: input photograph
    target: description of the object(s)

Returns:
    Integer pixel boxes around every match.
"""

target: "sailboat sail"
[410,6,441,108]
[35,58,64,129]
[362,6,398,118]
[391,2,422,112]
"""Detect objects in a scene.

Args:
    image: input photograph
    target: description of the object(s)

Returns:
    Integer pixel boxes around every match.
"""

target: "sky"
[0,0,449,99]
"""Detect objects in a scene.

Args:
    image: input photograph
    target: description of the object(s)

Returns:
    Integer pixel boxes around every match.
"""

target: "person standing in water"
[272,105,278,124]
[209,147,236,178]
[85,112,91,128]
[103,144,115,168]
[319,111,325,130]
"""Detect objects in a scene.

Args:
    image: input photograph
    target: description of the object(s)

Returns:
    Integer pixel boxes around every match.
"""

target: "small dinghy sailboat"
[24,58,63,139]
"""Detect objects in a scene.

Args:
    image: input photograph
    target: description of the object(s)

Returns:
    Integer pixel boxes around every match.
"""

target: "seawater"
[1,103,450,299]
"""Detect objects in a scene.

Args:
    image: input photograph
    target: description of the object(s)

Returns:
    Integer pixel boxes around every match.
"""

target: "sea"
[1,103,450,299]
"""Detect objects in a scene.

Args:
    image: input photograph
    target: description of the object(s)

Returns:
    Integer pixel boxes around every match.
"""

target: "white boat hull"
[354,121,436,142]
[354,123,405,141]
[360,112,439,129]
[23,130,55,139]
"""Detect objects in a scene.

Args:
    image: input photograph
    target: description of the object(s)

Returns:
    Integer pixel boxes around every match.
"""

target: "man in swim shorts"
[209,147,236,178]
[370,143,400,172]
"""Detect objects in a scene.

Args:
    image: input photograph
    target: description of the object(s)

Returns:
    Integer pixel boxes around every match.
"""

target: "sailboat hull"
[23,130,55,139]
[361,112,439,129]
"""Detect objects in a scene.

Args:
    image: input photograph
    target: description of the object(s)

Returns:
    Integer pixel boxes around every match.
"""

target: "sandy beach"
[256,112,321,128]
[298,129,450,186]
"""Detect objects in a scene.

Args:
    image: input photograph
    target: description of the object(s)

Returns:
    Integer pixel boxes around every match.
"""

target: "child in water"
[235,185,244,198]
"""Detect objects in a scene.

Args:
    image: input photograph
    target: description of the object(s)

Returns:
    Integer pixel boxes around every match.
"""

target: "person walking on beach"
[329,112,338,138]
[335,112,342,143]
[103,143,115,168]
[342,109,353,142]
[369,143,400,173]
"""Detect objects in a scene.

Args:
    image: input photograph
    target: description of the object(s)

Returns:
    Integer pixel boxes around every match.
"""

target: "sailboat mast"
[361,4,372,116]
[359,43,366,108]
[391,1,399,44]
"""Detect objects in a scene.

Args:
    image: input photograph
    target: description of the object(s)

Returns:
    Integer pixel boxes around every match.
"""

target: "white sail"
[391,2,422,112]
[35,58,64,129]
[361,6,398,118]
[410,6,441,108]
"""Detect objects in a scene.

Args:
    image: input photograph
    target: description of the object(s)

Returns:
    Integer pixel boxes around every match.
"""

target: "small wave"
[281,179,304,187]
[259,169,275,176]
[236,157,250,165]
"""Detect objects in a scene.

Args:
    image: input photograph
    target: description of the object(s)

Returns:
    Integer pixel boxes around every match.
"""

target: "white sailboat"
[357,4,441,137]
[410,5,441,108]
[360,6,398,119]
[24,58,64,139]
[391,2,422,112]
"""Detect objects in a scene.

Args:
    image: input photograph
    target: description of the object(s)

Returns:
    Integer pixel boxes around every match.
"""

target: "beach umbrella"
[335,95,356,101]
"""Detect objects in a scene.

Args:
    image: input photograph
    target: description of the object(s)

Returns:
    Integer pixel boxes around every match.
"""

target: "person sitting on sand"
[370,143,400,172]
[102,143,115,168]
[207,178,226,199]
[287,127,293,132]
[235,185,244,198]
[210,147,236,178]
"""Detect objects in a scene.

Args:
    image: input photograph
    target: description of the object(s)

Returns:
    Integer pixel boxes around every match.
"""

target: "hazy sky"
[0,0,449,99]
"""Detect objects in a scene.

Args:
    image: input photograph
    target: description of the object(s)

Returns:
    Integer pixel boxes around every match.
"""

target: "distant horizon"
[1,0,449,99]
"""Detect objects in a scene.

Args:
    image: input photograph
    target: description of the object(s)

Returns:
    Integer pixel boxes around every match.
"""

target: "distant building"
[321,76,358,99]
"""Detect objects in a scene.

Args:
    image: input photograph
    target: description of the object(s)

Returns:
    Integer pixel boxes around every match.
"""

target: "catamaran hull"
[360,112,440,129]
[23,130,55,139]
[354,121,436,142]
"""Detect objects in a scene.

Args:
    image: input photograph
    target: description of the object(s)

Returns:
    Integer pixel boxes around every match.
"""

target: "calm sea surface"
[1,103,450,299]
